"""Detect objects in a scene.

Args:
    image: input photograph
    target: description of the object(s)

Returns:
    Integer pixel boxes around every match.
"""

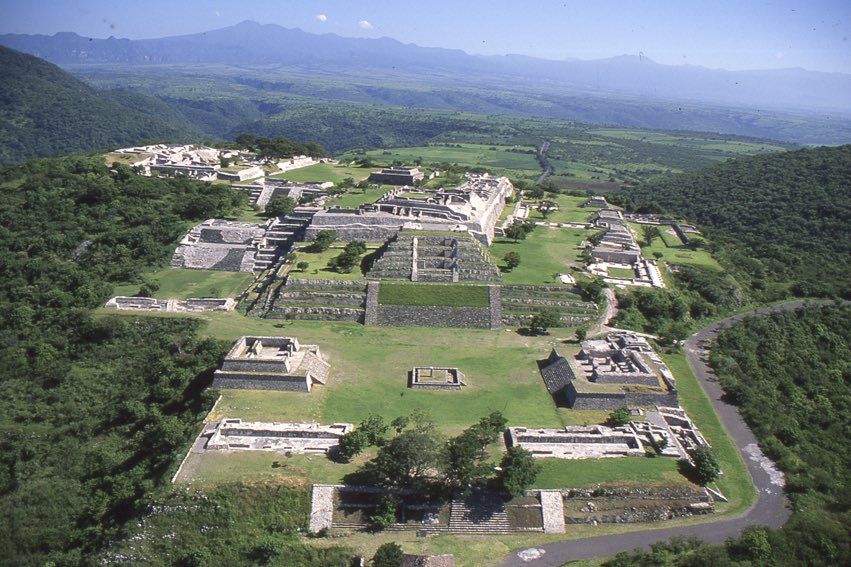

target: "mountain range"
[2,21,849,115]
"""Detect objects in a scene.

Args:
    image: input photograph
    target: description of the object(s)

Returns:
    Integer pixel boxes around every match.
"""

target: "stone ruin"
[508,405,709,462]
[205,418,352,454]
[540,333,678,409]
[212,336,330,392]
[507,425,647,459]
[367,232,501,282]
[104,296,235,312]
[409,367,466,390]
[306,173,513,245]
[171,219,265,272]
[232,179,333,211]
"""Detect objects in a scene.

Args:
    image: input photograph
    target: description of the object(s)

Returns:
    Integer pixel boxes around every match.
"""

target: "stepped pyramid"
[367,232,501,282]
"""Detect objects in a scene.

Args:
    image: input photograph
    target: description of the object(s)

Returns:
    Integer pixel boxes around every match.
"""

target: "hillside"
[0,46,199,165]
[623,145,851,298]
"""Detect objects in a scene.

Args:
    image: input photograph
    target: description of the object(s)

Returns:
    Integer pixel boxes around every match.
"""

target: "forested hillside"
[0,46,199,165]
[623,145,851,299]
[607,304,851,566]
[0,157,241,564]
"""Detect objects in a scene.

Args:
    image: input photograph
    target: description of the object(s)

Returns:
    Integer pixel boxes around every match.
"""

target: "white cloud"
[775,51,785,60]
[358,20,373,30]
[316,14,327,23]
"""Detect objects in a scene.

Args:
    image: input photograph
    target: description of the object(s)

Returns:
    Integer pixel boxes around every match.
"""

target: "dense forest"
[0,157,223,563]
[622,145,851,300]
[0,46,199,165]
[607,305,850,566]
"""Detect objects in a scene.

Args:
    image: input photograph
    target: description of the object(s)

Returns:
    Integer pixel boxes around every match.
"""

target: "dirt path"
[498,300,844,566]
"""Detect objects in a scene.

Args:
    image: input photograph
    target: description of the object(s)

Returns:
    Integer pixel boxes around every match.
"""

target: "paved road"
[500,300,842,566]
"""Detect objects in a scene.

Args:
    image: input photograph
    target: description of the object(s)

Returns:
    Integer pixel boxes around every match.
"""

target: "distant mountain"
[1,21,849,114]
[0,45,199,165]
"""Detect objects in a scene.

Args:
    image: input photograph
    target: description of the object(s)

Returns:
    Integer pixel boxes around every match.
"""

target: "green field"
[340,143,541,179]
[112,268,255,299]
[490,226,593,285]
[325,186,387,208]
[378,283,490,307]
[286,243,380,280]
[607,266,636,279]
[526,194,597,224]
[635,225,722,270]
[272,162,372,184]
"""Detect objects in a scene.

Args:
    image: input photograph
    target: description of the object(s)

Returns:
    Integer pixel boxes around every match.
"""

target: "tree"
[607,406,632,427]
[296,261,309,272]
[691,446,721,485]
[372,543,403,567]
[503,251,521,271]
[575,325,588,342]
[505,223,527,243]
[498,447,541,497]
[264,195,296,218]
[370,429,441,487]
[577,277,606,302]
[528,186,545,200]
[369,495,398,531]
[530,311,560,334]
[642,225,661,246]
[539,200,558,219]
[343,240,367,256]
[337,429,368,462]
[309,230,337,252]
[358,414,389,446]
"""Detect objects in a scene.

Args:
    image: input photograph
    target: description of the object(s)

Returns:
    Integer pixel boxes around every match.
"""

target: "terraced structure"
[500,285,598,328]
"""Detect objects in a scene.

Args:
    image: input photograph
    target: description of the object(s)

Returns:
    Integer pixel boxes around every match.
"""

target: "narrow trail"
[535,140,553,185]
[499,300,843,566]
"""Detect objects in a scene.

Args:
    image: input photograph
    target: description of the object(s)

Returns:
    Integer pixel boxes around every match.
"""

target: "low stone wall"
[364,282,379,325]
[488,286,503,329]
[212,373,310,392]
[565,383,678,409]
[376,305,491,329]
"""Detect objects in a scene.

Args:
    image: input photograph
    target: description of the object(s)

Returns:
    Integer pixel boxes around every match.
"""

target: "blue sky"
[2,0,849,73]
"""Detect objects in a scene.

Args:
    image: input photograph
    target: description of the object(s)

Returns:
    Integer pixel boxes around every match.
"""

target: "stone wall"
[565,382,678,409]
[212,373,310,392]
[488,286,503,329]
[376,305,491,329]
[364,282,379,325]
[220,360,290,374]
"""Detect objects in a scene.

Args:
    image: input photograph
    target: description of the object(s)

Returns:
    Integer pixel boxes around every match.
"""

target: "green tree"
[372,542,403,567]
[309,230,337,252]
[607,406,632,427]
[296,261,309,272]
[539,200,557,219]
[358,414,389,446]
[370,429,441,487]
[503,251,521,271]
[498,447,541,497]
[506,223,528,243]
[337,429,368,462]
[369,495,398,531]
[691,446,721,485]
[530,311,560,334]
[264,195,296,218]
[641,225,661,246]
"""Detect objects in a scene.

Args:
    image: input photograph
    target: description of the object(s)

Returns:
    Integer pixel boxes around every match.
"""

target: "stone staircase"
[447,494,513,533]
[252,207,319,272]
[501,285,598,328]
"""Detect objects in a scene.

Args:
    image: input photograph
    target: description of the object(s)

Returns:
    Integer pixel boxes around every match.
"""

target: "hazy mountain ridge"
[2,21,849,115]
[0,46,199,165]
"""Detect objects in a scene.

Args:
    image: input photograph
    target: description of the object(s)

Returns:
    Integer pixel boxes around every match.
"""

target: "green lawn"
[287,244,378,280]
[661,351,756,515]
[378,283,490,307]
[112,268,255,299]
[340,144,541,174]
[534,456,687,489]
[604,267,634,280]
[271,162,372,184]
[633,223,722,270]
[490,227,593,285]
[325,186,388,209]
[526,194,597,225]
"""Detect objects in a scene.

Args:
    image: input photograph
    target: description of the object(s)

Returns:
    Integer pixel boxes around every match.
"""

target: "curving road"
[499,300,842,566]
